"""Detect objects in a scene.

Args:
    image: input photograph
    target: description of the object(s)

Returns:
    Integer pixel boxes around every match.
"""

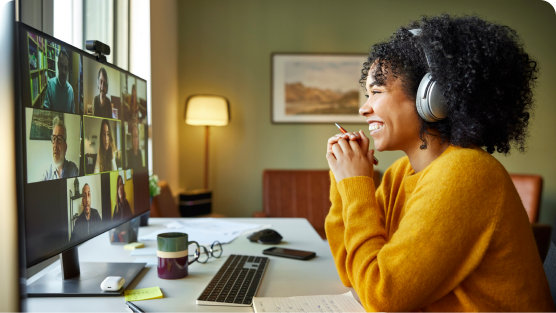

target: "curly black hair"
[360,14,538,154]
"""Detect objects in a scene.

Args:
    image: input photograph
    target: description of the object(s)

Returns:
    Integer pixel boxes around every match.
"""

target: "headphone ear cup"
[416,73,448,122]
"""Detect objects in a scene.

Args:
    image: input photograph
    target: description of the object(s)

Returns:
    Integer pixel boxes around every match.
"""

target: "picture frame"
[271,53,367,123]
[30,109,63,140]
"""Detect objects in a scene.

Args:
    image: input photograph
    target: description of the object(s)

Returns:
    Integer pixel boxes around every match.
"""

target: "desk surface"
[25,218,349,312]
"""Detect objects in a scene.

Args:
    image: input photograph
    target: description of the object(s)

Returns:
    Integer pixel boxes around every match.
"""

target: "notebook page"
[252,291,365,312]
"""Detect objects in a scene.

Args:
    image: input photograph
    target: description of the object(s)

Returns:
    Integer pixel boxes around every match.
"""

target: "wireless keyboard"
[196,254,269,306]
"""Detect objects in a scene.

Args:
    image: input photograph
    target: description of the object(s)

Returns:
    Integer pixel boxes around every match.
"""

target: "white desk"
[25,218,350,312]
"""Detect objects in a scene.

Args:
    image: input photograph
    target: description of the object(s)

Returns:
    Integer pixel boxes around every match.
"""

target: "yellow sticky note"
[124,242,145,250]
[124,287,164,301]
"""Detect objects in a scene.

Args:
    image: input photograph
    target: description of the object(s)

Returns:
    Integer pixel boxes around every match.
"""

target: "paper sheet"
[138,218,268,245]
[252,292,365,312]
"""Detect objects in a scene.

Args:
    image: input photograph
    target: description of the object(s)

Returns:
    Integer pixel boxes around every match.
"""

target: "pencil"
[334,122,348,134]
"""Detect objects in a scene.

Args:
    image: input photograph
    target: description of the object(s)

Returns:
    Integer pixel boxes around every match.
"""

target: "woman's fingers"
[327,134,348,153]
[358,130,369,152]
[326,131,369,168]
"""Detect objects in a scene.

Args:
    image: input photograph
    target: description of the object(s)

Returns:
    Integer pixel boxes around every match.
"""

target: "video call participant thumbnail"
[113,174,133,220]
[26,109,81,183]
[43,116,78,180]
[95,119,119,173]
[83,117,122,174]
[71,183,102,240]
[83,58,121,119]
[43,47,75,113]
[126,121,144,169]
[94,67,113,118]
[122,76,147,124]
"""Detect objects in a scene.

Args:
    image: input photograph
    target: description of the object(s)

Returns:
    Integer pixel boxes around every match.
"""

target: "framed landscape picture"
[271,53,367,123]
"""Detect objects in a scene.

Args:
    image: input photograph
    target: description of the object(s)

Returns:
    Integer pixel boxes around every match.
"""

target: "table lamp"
[184,94,230,190]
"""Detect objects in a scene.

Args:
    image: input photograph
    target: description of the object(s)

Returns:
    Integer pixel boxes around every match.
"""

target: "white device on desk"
[100,276,125,291]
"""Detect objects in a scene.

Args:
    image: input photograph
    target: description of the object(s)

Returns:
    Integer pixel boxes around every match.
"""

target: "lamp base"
[179,189,212,217]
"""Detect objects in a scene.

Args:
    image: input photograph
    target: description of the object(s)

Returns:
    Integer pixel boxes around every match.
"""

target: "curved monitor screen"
[17,23,150,267]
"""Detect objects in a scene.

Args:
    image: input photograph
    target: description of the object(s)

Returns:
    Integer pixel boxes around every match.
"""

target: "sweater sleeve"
[337,160,502,311]
[324,171,351,286]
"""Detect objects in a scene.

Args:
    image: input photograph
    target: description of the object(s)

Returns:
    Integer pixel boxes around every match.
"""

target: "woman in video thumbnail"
[93,67,112,118]
[113,175,132,219]
[324,15,552,311]
[94,119,117,172]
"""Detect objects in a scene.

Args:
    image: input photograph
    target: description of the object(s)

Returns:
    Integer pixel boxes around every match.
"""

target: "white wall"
[150,0,179,192]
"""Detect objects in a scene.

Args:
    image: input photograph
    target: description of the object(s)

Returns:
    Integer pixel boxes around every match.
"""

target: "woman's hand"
[326,130,376,181]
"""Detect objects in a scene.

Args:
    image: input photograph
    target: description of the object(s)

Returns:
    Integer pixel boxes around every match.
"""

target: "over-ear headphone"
[409,29,448,122]
[416,73,447,122]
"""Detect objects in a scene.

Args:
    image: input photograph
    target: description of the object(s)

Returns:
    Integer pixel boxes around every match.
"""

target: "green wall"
[176,0,556,222]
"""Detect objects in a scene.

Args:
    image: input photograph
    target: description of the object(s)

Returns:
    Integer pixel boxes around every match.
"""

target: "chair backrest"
[262,169,381,239]
[150,180,180,217]
[510,174,543,223]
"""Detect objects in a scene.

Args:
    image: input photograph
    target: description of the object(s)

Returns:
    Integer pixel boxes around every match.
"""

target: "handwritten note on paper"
[252,292,365,312]
[124,287,164,301]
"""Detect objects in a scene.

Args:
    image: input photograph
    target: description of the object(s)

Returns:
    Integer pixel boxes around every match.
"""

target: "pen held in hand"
[334,122,379,165]
[334,122,348,134]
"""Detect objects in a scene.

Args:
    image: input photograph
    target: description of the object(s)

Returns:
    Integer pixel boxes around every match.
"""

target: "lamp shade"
[184,95,230,126]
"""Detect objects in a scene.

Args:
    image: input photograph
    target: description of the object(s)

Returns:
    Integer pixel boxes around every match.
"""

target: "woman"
[93,67,113,118]
[113,175,132,220]
[325,15,553,311]
[94,119,117,173]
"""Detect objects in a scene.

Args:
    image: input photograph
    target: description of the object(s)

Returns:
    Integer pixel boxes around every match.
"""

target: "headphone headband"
[409,28,448,122]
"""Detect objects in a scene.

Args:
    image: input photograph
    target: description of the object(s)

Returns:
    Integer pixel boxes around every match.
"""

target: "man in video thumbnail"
[72,183,102,238]
[126,121,143,169]
[43,116,78,180]
[43,47,75,113]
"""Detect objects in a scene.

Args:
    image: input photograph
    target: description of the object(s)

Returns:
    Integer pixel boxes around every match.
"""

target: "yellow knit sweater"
[325,145,554,311]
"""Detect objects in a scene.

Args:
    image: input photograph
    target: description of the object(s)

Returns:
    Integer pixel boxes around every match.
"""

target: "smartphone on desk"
[263,247,316,260]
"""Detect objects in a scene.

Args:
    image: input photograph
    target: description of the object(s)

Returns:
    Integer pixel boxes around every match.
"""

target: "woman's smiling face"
[359,68,422,153]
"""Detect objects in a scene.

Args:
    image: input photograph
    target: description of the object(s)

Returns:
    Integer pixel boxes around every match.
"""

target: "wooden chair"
[509,173,549,262]
[510,173,543,223]
[255,169,381,239]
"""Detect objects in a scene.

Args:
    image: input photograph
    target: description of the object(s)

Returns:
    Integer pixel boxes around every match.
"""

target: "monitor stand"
[27,246,146,297]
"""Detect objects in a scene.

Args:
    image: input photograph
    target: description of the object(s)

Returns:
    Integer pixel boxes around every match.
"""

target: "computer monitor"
[15,22,150,296]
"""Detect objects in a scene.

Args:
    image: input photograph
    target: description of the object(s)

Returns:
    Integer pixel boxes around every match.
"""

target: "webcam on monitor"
[85,40,110,62]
